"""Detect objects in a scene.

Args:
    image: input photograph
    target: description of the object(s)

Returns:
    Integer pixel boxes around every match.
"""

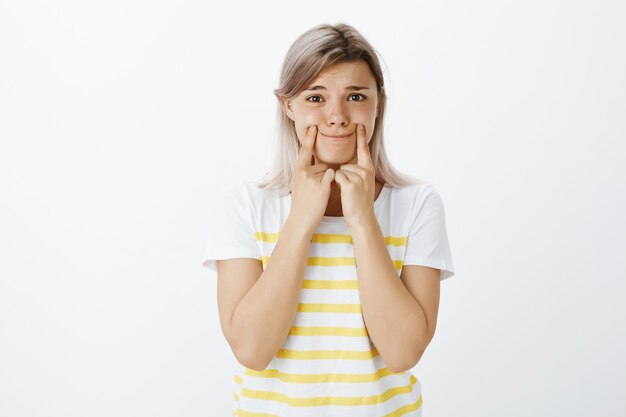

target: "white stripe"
[281,334,372,351]
[265,354,389,373]
[304,265,358,279]
[299,288,361,303]
[293,312,366,327]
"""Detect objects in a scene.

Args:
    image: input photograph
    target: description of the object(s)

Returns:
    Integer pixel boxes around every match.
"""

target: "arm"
[350,213,441,373]
[217,215,313,371]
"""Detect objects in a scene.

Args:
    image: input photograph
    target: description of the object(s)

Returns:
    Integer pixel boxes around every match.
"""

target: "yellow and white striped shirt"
[202,179,455,417]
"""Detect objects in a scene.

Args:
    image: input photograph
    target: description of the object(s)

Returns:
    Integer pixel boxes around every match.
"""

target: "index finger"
[298,125,318,166]
[356,124,373,168]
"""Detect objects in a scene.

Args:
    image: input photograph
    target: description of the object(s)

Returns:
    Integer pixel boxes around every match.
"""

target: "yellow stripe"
[297,303,361,313]
[275,347,378,360]
[302,279,358,289]
[234,375,242,385]
[240,374,418,406]
[253,231,280,242]
[307,256,355,266]
[312,233,353,243]
[244,366,405,383]
[261,255,404,270]
[385,236,408,246]
[382,395,423,417]
[255,232,408,246]
[289,325,368,337]
[236,409,281,417]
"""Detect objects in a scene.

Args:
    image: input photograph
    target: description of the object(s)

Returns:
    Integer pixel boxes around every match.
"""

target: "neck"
[324,182,343,217]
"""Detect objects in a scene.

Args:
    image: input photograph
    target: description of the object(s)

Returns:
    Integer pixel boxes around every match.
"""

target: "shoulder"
[387,179,439,207]
[218,178,281,211]
[386,181,449,226]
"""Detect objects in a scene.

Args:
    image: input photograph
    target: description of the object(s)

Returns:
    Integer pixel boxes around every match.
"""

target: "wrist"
[284,214,316,240]
[346,211,378,234]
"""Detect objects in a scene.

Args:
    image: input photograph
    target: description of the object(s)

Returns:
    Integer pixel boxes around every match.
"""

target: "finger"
[334,170,351,187]
[338,164,367,177]
[321,168,335,186]
[311,162,329,174]
[298,125,318,167]
[337,169,360,182]
[356,124,373,168]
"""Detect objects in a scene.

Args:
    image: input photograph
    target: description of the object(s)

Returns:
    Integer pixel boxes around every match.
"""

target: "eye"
[305,94,367,103]
[349,93,366,101]
[305,95,322,103]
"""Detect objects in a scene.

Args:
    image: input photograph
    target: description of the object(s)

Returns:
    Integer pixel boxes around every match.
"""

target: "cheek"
[300,113,324,127]
[354,113,376,133]
[364,107,378,121]
[296,114,324,143]
[353,106,377,123]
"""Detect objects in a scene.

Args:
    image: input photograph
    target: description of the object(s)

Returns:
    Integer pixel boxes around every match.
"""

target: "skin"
[282,60,384,217]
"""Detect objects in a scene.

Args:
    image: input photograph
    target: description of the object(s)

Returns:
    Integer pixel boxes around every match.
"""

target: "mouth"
[320,131,354,143]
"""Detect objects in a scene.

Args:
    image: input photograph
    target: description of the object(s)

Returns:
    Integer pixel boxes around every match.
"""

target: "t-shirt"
[201,178,455,417]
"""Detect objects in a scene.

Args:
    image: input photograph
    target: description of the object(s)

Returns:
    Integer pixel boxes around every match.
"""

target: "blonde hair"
[255,22,423,196]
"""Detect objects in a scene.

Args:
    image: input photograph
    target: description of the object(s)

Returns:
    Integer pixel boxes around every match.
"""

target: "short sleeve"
[403,184,456,281]
[200,183,262,273]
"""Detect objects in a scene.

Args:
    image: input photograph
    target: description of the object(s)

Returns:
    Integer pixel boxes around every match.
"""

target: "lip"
[320,131,354,142]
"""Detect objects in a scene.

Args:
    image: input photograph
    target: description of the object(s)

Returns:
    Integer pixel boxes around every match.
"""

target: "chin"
[316,155,355,168]
[316,147,351,158]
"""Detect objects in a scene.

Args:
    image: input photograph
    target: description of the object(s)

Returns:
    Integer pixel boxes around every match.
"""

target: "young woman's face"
[284,60,379,167]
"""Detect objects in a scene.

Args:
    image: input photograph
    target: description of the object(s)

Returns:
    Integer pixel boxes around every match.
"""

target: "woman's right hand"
[289,125,335,235]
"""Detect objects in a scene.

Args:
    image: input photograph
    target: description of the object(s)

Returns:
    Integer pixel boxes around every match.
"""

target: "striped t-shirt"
[201,178,455,417]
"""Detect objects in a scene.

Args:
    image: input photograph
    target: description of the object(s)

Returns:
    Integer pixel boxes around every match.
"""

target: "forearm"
[350,215,429,372]
[230,215,312,370]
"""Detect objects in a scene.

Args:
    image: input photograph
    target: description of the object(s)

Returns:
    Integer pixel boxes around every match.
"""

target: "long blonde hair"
[255,22,423,196]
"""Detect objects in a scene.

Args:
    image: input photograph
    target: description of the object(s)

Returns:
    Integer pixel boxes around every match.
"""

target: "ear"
[281,98,292,116]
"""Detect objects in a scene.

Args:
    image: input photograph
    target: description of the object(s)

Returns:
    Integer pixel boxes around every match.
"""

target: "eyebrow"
[305,85,370,91]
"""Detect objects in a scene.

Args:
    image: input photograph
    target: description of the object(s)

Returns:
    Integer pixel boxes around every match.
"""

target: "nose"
[326,100,349,127]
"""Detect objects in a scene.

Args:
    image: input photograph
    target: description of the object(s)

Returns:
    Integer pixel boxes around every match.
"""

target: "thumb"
[322,168,335,186]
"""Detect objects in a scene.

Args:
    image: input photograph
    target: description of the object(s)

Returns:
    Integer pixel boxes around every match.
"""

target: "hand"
[333,124,377,228]
[289,125,335,235]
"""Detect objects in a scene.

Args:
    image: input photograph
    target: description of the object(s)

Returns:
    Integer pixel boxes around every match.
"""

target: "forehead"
[309,60,376,87]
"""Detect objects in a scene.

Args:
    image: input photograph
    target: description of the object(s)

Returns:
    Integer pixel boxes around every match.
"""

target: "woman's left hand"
[334,124,377,228]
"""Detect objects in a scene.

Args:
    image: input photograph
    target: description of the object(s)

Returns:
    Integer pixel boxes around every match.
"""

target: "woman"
[202,22,455,417]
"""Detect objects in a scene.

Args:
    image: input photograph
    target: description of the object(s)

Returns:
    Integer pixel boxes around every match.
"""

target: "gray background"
[1,0,625,416]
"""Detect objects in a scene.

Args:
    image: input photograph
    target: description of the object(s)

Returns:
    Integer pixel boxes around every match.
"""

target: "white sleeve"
[200,183,262,273]
[403,184,456,281]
